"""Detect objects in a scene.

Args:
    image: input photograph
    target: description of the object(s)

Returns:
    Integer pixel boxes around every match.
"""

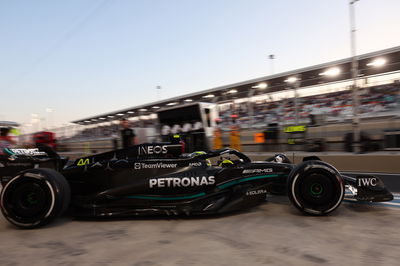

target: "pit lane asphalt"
[1,195,400,266]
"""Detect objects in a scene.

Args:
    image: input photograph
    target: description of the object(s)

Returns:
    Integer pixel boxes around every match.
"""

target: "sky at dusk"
[1,0,400,127]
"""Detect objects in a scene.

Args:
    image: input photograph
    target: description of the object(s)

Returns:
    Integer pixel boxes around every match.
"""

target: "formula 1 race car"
[0,143,394,228]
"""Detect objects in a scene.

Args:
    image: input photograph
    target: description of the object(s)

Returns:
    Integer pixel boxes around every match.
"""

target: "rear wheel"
[1,168,70,228]
[287,161,344,215]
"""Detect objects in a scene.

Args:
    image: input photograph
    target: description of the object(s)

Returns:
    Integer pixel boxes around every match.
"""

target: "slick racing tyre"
[0,168,70,229]
[287,160,344,215]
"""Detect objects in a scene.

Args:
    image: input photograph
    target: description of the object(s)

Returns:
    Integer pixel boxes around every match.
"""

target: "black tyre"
[287,160,344,215]
[0,168,70,229]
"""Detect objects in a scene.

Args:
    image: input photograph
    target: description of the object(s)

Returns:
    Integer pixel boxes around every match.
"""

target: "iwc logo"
[358,177,377,187]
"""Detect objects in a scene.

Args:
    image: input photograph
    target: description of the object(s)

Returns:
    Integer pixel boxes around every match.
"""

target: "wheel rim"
[310,183,323,196]
[293,169,343,213]
[12,182,47,218]
[2,176,53,224]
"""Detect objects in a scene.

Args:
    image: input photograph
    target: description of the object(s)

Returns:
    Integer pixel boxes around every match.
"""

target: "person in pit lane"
[120,119,137,148]
[0,128,16,155]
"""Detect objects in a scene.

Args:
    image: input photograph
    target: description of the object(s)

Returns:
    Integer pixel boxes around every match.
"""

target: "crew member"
[213,118,223,149]
[0,128,16,155]
[230,115,241,151]
[120,119,136,148]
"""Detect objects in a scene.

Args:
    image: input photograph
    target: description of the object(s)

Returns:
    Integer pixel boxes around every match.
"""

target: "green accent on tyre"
[310,183,323,195]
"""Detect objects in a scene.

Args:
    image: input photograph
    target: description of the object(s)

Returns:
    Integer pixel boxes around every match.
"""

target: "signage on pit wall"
[254,133,265,143]
[284,125,307,133]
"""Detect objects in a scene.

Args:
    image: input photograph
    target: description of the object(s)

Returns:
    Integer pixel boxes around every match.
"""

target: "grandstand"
[67,46,400,153]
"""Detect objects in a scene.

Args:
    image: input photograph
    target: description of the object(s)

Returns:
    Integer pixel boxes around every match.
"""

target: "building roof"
[72,45,400,125]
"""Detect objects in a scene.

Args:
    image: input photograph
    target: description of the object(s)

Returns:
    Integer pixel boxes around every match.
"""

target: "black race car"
[0,143,393,228]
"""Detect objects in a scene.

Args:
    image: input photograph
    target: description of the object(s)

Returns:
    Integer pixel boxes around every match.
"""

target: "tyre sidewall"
[1,168,70,228]
[288,160,344,215]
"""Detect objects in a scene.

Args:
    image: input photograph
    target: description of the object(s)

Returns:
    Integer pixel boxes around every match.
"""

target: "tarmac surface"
[1,195,400,266]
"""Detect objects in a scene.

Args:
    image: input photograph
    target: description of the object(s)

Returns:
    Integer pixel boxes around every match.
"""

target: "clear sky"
[1,0,400,127]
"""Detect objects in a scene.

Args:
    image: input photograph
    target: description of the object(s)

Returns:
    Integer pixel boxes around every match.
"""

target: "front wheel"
[1,168,70,229]
[287,160,344,215]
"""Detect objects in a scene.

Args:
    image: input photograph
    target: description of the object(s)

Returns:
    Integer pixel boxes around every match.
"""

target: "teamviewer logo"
[134,163,141,170]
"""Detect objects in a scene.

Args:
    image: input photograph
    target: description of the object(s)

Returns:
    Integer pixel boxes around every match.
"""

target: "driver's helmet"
[273,154,290,163]
[219,159,235,167]
[189,151,211,166]
[189,151,206,157]
[275,155,284,163]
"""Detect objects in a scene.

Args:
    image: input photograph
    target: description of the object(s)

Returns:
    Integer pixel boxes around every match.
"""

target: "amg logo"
[138,145,168,155]
[358,178,377,187]
[134,162,177,170]
[149,176,215,188]
[246,189,267,196]
[243,168,273,174]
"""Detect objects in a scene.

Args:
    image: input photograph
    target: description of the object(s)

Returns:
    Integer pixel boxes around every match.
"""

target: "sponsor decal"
[358,177,377,187]
[7,162,31,167]
[149,176,215,188]
[243,168,273,174]
[9,148,47,156]
[77,158,90,166]
[138,145,168,155]
[134,162,177,170]
[189,162,202,167]
[246,189,267,196]
[91,162,103,168]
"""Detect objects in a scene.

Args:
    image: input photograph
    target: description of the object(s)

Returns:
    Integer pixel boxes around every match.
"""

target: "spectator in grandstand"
[120,119,136,148]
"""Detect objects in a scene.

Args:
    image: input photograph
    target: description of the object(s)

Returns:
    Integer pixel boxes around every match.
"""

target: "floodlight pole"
[294,75,301,125]
[269,54,275,75]
[349,0,360,153]
[156,85,162,101]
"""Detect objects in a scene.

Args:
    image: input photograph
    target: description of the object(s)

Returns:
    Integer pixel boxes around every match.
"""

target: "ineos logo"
[138,145,168,155]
